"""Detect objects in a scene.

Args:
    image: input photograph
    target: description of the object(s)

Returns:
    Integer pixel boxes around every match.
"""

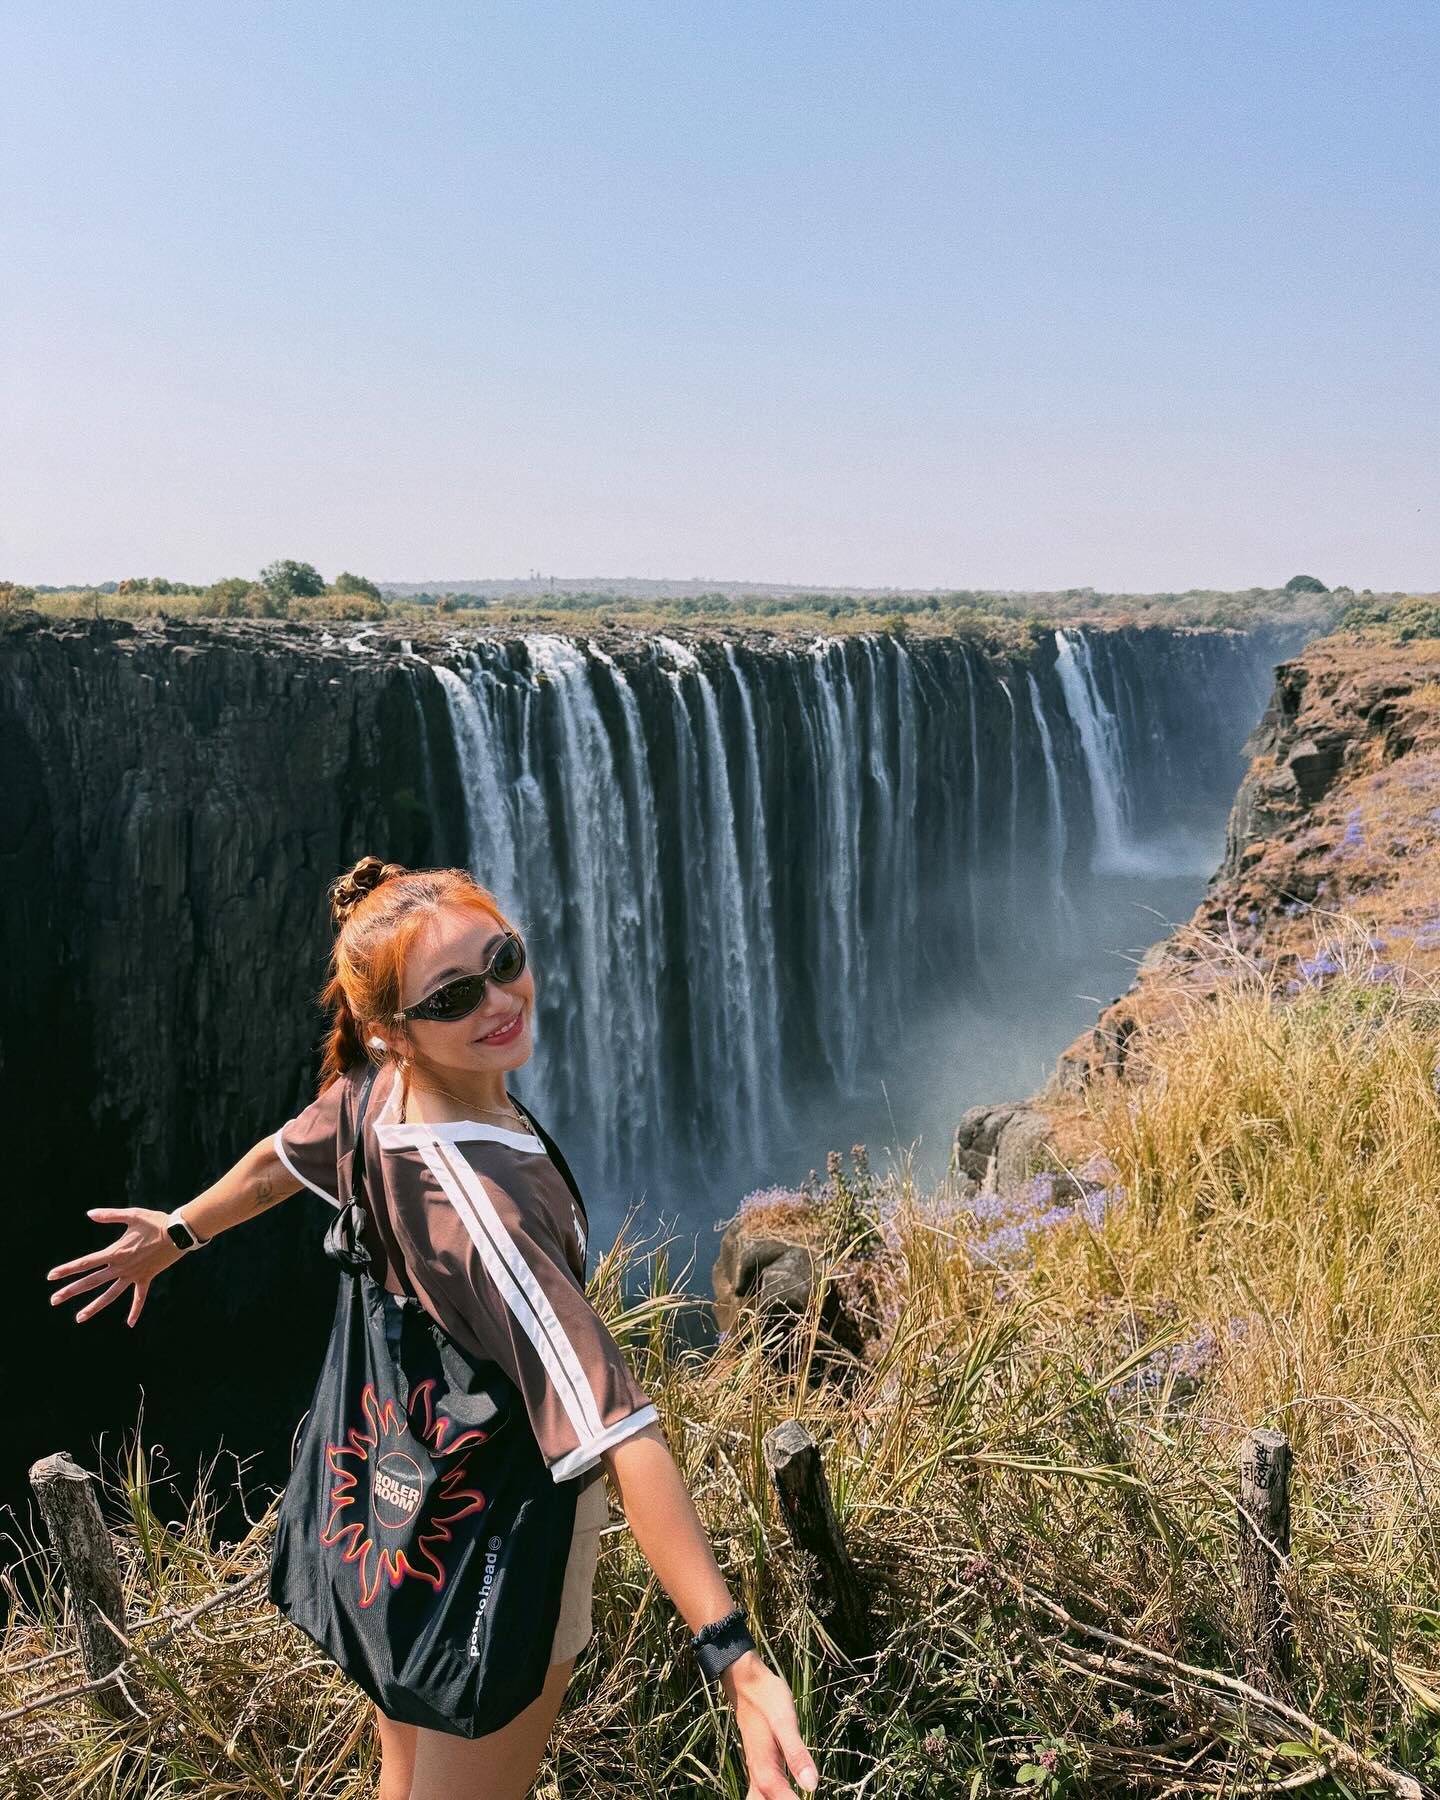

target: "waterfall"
[433,653,521,905]
[418,625,1284,1225]
[961,649,986,976]
[808,640,867,1093]
[1054,627,1139,873]
[1027,670,1076,943]
[999,677,1020,914]
[723,644,789,1141]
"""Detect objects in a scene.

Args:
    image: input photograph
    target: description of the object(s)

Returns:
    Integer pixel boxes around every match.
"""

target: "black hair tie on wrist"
[690,1605,756,1682]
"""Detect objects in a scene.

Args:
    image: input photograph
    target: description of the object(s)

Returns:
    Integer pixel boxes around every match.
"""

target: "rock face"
[1054,635,1440,1090]
[711,1228,822,1334]
[951,1104,1051,1191]
[2,615,467,1517]
[710,1210,875,1371]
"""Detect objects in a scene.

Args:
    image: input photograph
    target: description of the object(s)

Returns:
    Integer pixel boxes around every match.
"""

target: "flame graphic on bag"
[320,1377,488,1606]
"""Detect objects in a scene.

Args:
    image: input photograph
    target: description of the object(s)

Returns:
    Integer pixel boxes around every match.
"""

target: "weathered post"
[1237,1426,1292,1678]
[29,1452,128,1716]
[762,1419,872,1659]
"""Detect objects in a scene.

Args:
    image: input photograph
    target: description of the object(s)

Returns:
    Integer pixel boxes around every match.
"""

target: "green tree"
[1284,573,1329,594]
[260,559,325,601]
[331,570,383,601]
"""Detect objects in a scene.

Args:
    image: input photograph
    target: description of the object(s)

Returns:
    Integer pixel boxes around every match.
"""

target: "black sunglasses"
[398,932,527,1023]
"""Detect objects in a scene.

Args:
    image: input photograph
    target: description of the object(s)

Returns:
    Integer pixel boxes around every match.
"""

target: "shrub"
[288,590,387,622]
[0,579,36,612]
[331,571,383,602]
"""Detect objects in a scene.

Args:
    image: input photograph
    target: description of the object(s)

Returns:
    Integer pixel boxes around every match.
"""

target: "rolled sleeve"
[414,1136,658,1480]
[274,1075,346,1206]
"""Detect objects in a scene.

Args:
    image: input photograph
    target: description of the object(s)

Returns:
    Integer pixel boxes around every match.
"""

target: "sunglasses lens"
[424,975,486,1020]
[492,934,526,982]
[408,938,524,1021]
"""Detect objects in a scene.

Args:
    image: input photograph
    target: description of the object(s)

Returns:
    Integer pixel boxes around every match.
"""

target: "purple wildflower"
[1297,950,1342,984]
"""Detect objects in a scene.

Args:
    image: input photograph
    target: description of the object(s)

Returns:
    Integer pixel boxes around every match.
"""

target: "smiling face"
[372,903,536,1083]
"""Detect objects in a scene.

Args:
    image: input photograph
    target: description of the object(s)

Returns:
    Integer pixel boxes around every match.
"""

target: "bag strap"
[322,1063,383,1274]
[509,1094,589,1236]
[349,1061,381,1201]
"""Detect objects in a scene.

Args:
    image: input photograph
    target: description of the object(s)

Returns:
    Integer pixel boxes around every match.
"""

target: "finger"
[47,1251,113,1280]
[769,1703,820,1792]
[127,1282,148,1328]
[745,1740,794,1800]
[86,1208,141,1222]
[76,1281,127,1322]
[50,1270,117,1305]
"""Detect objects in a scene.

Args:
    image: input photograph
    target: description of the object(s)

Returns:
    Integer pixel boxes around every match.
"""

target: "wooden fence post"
[762,1419,872,1659]
[1237,1426,1292,1679]
[29,1452,128,1716]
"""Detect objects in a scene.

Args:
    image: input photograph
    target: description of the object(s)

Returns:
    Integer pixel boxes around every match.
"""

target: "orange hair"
[316,856,522,1096]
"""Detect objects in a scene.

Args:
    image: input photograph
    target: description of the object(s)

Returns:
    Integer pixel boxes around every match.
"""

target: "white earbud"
[368,1036,387,1051]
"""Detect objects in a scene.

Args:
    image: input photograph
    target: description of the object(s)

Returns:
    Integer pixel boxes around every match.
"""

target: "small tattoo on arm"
[245,1175,281,1217]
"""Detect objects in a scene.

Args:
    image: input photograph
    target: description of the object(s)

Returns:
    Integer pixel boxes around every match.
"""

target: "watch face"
[167,1219,196,1249]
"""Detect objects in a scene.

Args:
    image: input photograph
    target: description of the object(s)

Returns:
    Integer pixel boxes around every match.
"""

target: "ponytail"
[318,975,372,1090]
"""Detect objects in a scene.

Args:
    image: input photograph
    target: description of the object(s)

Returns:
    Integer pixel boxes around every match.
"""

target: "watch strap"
[690,1606,756,1682]
[167,1211,208,1250]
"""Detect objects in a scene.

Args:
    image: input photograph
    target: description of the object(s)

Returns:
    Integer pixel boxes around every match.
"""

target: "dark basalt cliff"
[2,617,467,1514]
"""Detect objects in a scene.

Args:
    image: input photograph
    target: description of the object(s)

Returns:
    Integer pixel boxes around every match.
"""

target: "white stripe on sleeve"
[418,1136,607,1448]
[548,1403,660,1481]
[273,1127,340,1206]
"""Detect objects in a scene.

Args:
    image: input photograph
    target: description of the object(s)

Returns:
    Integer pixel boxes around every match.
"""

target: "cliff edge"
[1052,631,1440,1095]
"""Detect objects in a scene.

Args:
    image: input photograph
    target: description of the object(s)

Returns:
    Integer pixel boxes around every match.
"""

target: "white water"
[1053,628,1142,873]
[1027,670,1077,945]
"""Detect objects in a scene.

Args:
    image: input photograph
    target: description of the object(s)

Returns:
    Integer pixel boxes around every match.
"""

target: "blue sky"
[3,2,1436,591]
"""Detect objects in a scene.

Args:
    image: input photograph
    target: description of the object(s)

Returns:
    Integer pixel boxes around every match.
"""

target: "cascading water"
[1026,668,1074,945]
[1054,627,1137,872]
[425,625,1286,1245]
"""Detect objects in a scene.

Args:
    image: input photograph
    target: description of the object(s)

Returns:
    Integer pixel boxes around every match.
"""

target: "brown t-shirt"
[274,1059,657,1488]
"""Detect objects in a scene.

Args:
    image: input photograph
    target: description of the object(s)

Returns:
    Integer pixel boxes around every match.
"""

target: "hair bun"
[329,855,407,928]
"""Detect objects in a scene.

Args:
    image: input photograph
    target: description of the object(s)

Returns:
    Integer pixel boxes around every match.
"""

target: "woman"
[48,856,820,1800]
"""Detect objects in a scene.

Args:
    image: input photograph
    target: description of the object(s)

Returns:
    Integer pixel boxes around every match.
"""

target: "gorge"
[1,613,1314,1515]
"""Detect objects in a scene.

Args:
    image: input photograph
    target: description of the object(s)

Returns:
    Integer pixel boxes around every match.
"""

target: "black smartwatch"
[165,1210,209,1251]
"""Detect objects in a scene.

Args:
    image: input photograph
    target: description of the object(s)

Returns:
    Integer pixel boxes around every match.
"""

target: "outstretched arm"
[603,1423,820,1798]
[46,1135,302,1327]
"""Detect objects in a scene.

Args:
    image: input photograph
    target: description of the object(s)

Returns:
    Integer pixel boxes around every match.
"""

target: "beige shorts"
[548,1475,610,1664]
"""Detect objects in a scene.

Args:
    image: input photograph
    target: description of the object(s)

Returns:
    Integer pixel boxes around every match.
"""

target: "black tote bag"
[268,1066,581,1736]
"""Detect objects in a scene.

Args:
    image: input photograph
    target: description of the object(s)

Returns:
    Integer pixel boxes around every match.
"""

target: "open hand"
[722,1650,820,1797]
[47,1208,183,1327]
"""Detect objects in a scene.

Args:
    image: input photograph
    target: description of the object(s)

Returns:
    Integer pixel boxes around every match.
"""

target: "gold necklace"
[400,1068,528,1131]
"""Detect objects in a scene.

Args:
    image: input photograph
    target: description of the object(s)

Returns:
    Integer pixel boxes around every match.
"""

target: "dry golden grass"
[4,950,1439,1794]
